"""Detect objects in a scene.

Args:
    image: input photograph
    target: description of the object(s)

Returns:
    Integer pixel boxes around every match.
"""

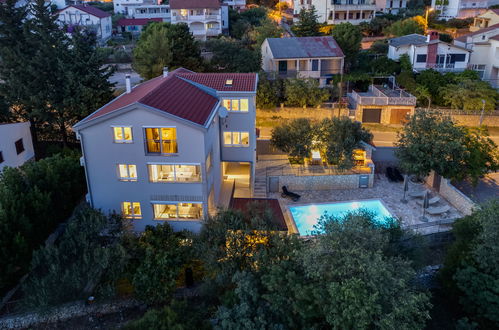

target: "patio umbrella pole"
[420,191,429,222]
[401,175,408,203]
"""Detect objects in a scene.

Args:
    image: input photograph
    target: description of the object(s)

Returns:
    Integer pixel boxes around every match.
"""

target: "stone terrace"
[270,175,462,235]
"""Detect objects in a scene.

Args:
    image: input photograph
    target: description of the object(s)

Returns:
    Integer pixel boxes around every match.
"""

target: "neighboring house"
[293,0,376,25]
[454,24,499,87]
[113,0,154,15]
[222,0,246,10]
[470,9,499,31]
[0,122,35,172]
[72,68,258,232]
[169,0,228,40]
[130,4,171,21]
[117,17,163,33]
[348,80,416,124]
[57,4,112,43]
[261,36,344,86]
[387,31,471,72]
[431,0,498,19]
[375,0,407,14]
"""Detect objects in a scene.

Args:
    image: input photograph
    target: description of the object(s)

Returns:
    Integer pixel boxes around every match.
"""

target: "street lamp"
[425,7,434,33]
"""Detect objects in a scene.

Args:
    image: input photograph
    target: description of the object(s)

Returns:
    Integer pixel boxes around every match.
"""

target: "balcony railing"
[350,88,417,106]
[271,69,342,79]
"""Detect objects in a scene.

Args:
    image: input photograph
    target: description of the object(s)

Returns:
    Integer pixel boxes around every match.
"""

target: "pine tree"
[292,6,321,37]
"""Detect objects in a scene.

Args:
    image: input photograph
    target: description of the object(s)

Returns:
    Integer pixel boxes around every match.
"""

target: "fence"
[266,164,372,177]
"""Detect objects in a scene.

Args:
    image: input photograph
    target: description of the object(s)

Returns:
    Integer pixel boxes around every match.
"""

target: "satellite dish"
[219,106,228,118]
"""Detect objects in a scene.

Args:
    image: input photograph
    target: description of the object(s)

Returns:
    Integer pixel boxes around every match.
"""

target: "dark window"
[335,12,340,19]
[0,151,3,164]
[450,53,466,63]
[356,12,360,19]
[15,138,24,155]
[416,54,427,62]
[312,59,319,71]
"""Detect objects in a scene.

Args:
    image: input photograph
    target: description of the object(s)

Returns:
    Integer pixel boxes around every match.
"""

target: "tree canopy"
[332,23,362,67]
[283,78,330,107]
[205,37,261,73]
[132,22,202,79]
[395,111,499,183]
[384,16,425,36]
[270,118,315,160]
[292,6,321,37]
[440,79,498,113]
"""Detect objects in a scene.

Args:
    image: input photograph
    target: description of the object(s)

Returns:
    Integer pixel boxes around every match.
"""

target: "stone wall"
[257,107,349,122]
[450,114,499,127]
[272,173,374,191]
[438,178,476,216]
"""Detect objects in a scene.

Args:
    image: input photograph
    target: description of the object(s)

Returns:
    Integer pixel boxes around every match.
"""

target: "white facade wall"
[132,5,171,20]
[293,0,376,25]
[0,122,35,172]
[375,0,406,14]
[113,0,147,15]
[171,7,223,40]
[57,7,112,42]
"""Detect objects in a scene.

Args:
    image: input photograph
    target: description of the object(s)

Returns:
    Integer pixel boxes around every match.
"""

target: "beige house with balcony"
[169,0,228,40]
[470,9,499,32]
[293,0,376,25]
[348,83,416,124]
[261,36,344,87]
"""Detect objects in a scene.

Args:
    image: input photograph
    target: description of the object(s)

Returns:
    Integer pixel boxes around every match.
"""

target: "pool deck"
[271,175,462,235]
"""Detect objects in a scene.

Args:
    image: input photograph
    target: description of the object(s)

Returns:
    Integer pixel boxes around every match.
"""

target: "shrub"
[284,78,329,107]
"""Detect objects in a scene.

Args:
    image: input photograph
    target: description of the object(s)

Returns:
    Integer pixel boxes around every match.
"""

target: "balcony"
[424,63,467,72]
[349,85,416,106]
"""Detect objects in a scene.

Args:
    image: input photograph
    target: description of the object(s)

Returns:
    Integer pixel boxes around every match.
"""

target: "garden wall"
[438,178,476,216]
[257,107,349,121]
[270,173,374,191]
[449,114,499,127]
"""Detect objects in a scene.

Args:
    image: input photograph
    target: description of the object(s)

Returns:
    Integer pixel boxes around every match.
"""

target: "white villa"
[387,31,471,72]
[261,36,344,86]
[375,0,407,14]
[430,0,497,19]
[454,24,499,88]
[57,4,112,43]
[293,0,376,25]
[73,68,257,232]
[0,122,35,172]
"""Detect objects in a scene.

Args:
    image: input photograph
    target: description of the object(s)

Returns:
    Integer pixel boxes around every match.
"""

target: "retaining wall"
[450,114,499,127]
[257,107,348,121]
[271,173,374,191]
[438,178,476,216]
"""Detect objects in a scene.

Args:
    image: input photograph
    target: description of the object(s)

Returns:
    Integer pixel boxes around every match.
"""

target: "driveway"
[452,172,499,204]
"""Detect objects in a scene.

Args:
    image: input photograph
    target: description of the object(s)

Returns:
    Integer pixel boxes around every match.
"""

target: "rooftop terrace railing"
[350,86,417,106]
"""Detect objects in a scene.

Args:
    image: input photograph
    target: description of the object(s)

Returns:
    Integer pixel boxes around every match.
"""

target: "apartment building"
[73,68,257,232]
[293,0,376,25]
[470,9,499,31]
[431,0,498,19]
[387,31,471,72]
[261,36,344,86]
[57,4,112,43]
[454,24,499,88]
[0,122,35,172]
[170,0,229,39]
[375,0,406,14]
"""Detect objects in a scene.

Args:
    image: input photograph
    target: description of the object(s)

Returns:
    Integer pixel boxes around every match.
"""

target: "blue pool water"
[289,200,394,236]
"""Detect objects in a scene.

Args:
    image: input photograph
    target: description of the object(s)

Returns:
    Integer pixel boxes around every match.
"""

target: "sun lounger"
[393,167,404,182]
[409,190,427,198]
[386,167,397,182]
[281,186,301,202]
[417,196,440,205]
[426,205,450,215]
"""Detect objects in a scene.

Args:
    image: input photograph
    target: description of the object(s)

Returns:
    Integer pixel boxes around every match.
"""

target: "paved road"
[258,127,499,146]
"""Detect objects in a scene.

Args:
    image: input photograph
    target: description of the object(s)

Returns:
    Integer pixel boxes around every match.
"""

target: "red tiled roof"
[117,18,163,26]
[81,68,256,127]
[61,5,111,18]
[230,198,288,231]
[169,0,220,9]
[455,23,499,42]
[177,73,257,92]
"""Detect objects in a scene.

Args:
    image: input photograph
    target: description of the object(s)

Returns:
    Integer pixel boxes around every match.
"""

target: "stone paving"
[270,174,463,235]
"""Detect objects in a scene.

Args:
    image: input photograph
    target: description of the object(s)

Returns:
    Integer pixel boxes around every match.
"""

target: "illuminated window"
[117,164,137,181]
[222,99,249,112]
[223,131,250,147]
[122,201,141,219]
[113,127,133,143]
[145,127,178,154]
[225,79,233,86]
[153,202,203,220]
[148,164,201,182]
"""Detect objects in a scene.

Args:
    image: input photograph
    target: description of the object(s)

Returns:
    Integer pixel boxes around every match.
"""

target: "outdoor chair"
[409,190,428,198]
[426,205,451,215]
[281,186,301,202]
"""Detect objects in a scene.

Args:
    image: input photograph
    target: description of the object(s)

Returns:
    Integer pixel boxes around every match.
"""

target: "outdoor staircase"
[253,175,267,198]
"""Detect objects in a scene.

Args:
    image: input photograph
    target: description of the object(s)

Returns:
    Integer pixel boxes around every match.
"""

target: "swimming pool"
[289,200,394,236]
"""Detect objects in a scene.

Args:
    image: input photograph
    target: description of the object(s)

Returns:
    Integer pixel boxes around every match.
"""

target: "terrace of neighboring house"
[349,84,417,107]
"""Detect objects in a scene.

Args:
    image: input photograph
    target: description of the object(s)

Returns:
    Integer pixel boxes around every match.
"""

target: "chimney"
[426,30,439,42]
[163,67,169,77]
[426,31,439,69]
[125,74,131,93]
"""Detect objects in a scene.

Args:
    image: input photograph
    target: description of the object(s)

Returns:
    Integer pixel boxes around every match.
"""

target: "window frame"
[112,126,133,144]
[223,131,250,147]
[15,138,24,155]
[151,201,204,221]
[143,126,178,155]
[117,164,138,181]
[222,98,249,112]
[147,162,202,183]
[416,54,427,63]
[121,201,142,219]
